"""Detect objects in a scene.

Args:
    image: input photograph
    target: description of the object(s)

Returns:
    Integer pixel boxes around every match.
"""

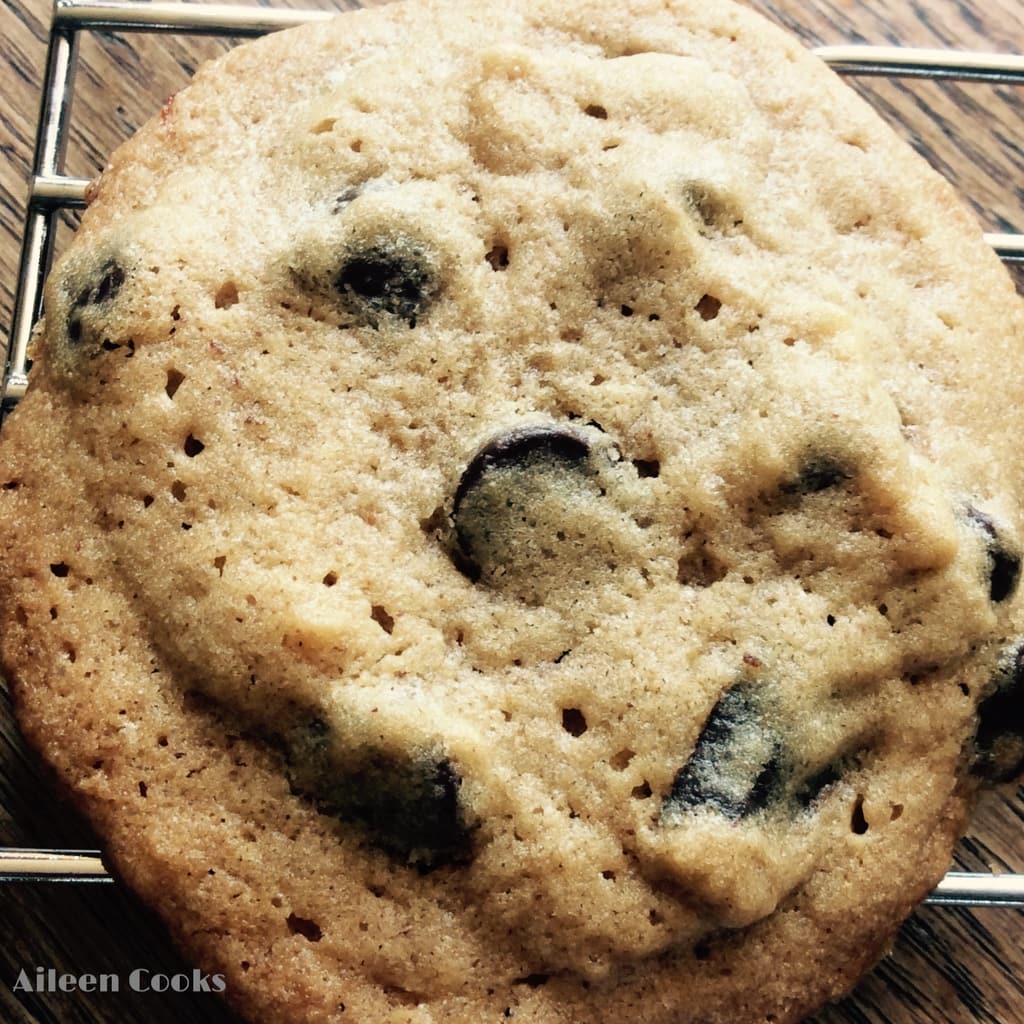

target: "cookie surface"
[2,0,1024,1022]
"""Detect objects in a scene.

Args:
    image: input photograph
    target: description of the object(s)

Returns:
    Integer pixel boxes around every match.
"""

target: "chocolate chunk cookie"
[2,0,1024,1022]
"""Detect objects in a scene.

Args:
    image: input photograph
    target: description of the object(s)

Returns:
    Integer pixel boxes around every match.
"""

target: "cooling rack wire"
[1,0,1024,912]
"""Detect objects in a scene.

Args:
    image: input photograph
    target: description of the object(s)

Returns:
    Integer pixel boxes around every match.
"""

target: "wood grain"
[0,0,1021,1022]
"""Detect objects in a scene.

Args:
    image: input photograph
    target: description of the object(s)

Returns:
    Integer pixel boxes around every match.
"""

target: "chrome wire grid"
[1,0,1023,913]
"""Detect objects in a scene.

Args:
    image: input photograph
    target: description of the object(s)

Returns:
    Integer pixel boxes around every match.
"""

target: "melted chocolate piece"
[284,718,472,869]
[454,427,590,515]
[94,263,126,304]
[451,426,591,582]
[779,457,850,497]
[973,642,1024,783]
[73,261,125,309]
[67,260,126,345]
[335,242,435,327]
[326,754,471,870]
[663,684,783,819]
[966,506,1021,604]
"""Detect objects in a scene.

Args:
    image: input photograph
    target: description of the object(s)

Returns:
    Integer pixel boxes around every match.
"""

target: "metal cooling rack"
[1,0,1024,912]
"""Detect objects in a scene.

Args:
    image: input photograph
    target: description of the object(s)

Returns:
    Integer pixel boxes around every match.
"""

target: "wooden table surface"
[0,0,1022,1021]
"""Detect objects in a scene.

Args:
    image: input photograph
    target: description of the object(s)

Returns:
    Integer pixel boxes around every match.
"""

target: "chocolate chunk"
[450,426,591,583]
[446,423,644,601]
[67,260,126,345]
[454,427,590,517]
[663,683,783,819]
[966,506,1021,604]
[973,642,1024,783]
[335,242,436,327]
[72,260,125,309]
[450,425,593,585]
[328,753,471,870]
[779,457,850,496]
[95,262,126,304]
[284,720,473,869]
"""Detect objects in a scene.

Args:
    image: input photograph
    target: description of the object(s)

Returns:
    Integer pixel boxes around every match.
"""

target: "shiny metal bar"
[32,173,90,208]
[987,232,1024,264]
[3,28,79,413]
[926,871,1024,907]
[3,849,1023,909]
[53,0,334,35]
[816,44,1024,83]
[0,849,113,884]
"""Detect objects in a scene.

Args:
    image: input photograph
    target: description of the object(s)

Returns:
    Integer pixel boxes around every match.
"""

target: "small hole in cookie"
[164,368,186,399]
[620,304,634,317]
[561,708,588,737]
[138,781,148,798]
[371,605,395,634]
[695,294,722,321]
[632,458,660,479]
[286,913,323,942]
[851,794,869,834]
[601,869,617,881]
[213,555,227,576]
[485,245,509,271]
[584,104,608,119]
[183,434,205,458]
[171,480,187,502]
[889,803,904,821]
[142,494,154,508]
[631,780,653,799]
[50,562,70,577]
[214,281,240,309]
[322,571,338,587]
[610,749,635,771]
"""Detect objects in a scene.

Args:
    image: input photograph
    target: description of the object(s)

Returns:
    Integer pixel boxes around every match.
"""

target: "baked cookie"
[2,0,1023,1022]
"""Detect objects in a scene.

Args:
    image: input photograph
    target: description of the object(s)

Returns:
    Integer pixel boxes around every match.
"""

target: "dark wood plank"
[0,1,1021,1022]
